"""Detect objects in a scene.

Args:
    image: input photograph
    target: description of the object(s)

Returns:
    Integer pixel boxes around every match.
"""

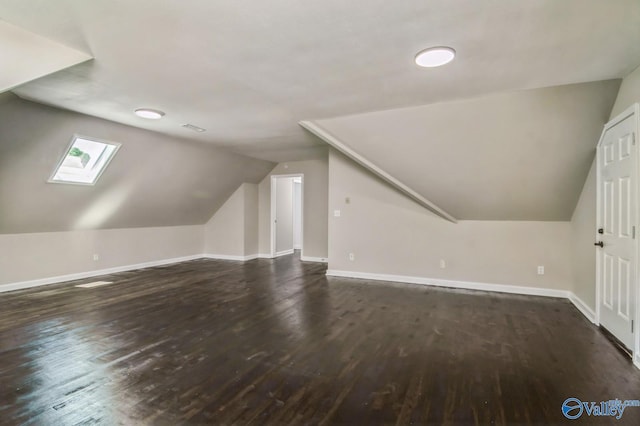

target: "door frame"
[595,102,640,368]
[270,173,304,258]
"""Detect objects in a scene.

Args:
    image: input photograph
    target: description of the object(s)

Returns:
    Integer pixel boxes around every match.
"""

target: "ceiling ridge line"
[299,120,458,224]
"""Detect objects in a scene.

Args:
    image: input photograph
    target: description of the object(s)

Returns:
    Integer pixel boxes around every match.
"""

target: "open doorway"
[270,174,303,258]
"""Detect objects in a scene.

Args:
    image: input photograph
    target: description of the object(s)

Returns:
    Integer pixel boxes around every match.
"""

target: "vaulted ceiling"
[0,95,274,233]
[1,0,639,223]
[306,80,620,221]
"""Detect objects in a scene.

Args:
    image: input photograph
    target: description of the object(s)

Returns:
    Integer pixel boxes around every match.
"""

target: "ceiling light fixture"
[134,108,165,119]
[414,46,456,68]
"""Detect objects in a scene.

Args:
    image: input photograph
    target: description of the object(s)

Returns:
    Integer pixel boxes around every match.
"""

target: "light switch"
[334,210,341,217]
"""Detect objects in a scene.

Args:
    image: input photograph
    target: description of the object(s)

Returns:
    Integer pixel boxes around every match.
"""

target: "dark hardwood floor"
[1,254,639,425]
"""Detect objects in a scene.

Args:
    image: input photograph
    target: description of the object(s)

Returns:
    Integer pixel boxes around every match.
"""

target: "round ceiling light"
[134,108,165,119]
[414,46,456,68]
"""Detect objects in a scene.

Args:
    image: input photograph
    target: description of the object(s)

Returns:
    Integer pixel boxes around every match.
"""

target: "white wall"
[204,183,260,257]
[570,160,597,309]
[244,183,259,255]
[0,225,204,288]
[1,181,267,289]
[204,184,246,256]
[259,157,328,259]
[328,150,573,291]
[610,64,640,118]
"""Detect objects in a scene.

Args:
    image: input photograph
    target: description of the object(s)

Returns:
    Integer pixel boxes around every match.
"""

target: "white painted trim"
[270,175,276,258]
[293,180,303,252]
[635,104,640,372]
[568,293,597,324]
[298,174,305,259]
[324,269,634,352]
[301,256,328,263]
[606,103,639,130]
[270,173,305,258]
[299,120,458,224]
[326,269,569,298]
[595,119,604,327]
[204,253,260,261]
[275,249,294,257]
[0,250,302,293]
[0,254,203,293]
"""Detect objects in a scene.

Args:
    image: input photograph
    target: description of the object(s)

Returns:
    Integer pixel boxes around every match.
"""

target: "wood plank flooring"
[1,254,640,425]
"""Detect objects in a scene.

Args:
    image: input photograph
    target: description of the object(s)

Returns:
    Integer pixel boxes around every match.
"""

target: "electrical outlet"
[439,259,446,269]
[537,266,544,275]
[349,253,355,261]
[93,254,100,261]
[334,210,341,217]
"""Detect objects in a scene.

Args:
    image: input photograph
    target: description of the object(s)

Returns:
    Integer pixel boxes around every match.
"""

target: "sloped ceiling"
[1,1,639,225]
[309,80,620,221]
[0,19,91,92]
[1,0,639,163]
[0,95,274,234]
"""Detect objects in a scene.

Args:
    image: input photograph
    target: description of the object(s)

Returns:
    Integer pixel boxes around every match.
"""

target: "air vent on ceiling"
[75,281,114,288]
[182,123,206,132]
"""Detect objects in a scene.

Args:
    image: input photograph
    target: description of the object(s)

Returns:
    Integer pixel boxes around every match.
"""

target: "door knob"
[598,228,604,234]
[594,241,604,248]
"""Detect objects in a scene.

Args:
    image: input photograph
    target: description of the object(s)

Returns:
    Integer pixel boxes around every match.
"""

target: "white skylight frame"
[48,135,121,185]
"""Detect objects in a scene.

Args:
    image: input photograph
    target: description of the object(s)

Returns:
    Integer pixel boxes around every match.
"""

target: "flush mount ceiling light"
[134,108,165,119]
[414,46,456,68]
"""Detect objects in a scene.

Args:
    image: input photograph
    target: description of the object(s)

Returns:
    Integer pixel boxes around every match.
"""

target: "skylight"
[49,136,120,185]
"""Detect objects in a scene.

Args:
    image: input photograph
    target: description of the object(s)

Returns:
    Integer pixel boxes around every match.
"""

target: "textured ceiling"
[312,80,621,220]
[1,0,639,163]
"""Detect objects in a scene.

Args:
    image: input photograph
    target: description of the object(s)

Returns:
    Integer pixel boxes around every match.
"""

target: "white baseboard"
[294,245,302,250]
[325,269,603,326]
[2,250,320,293]
[275,249,294,257]
[301,256,328,263]
[204,253,260,261]
[1,255,598,333]
[568,293,597,324]
[0,254,203,293]
[326,269,570,299]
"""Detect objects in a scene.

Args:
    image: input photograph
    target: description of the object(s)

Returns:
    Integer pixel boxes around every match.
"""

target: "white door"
[293,180,302,249]
[274,177,294,255]
[597,112,637,350]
